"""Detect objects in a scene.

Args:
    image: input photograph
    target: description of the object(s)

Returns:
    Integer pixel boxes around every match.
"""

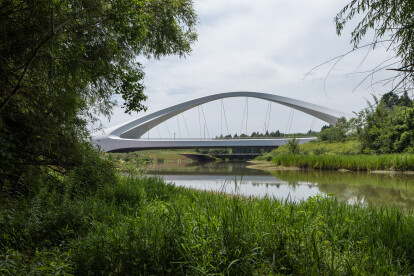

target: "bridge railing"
[136,136,316,140]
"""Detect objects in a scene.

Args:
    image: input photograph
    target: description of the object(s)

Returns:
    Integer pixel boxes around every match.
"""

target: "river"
[142,161,414,209]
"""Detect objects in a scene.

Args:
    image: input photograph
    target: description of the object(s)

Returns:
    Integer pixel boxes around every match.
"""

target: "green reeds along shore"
[2,175,414,274]
[271,153,414,171]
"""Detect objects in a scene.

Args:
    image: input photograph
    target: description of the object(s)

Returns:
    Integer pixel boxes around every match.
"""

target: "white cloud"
[98,0,395,138]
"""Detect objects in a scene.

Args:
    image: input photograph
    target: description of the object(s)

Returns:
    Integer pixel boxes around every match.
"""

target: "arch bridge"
[92,91,350,152]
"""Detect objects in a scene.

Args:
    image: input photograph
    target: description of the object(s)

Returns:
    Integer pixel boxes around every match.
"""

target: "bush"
[261,140,362,160]
[65,147,117,196]
[286,138,300,154]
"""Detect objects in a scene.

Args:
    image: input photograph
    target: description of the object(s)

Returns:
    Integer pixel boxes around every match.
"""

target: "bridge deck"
[102,137,317,152]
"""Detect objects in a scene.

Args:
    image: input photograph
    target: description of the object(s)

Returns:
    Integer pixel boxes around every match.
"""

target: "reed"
[272,153,414,171]
[2,175,414,274]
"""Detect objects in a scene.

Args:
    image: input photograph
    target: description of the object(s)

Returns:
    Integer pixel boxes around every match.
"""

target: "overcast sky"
[97,0,395,139]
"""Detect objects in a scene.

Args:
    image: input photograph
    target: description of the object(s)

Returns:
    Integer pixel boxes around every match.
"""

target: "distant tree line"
[215,130,318,139]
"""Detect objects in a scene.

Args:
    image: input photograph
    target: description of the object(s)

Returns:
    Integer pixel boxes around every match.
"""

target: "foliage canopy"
[354,92,414,153]
[0,0,197,189]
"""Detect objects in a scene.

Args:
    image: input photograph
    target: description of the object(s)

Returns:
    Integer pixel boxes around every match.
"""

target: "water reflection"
[143,161,267,175]
[142,162,414,209]
[270,170,414,209]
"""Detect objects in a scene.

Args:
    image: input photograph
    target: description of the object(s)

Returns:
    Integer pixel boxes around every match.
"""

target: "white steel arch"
[92,91,351,152]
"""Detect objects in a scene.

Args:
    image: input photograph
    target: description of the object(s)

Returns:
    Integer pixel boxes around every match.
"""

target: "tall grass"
[258,140,362,160]
[2,175,414,274]
[272,153,414,171]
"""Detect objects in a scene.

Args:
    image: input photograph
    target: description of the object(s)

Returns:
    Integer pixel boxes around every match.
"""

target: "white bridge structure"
[92,92,350,152]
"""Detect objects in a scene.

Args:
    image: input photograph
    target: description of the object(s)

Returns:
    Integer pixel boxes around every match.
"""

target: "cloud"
[98,0,394,138]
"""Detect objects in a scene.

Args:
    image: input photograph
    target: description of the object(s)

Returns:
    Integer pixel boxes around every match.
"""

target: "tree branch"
[0,6,95,113]
[387,68,414,72]
[0,33,53,113]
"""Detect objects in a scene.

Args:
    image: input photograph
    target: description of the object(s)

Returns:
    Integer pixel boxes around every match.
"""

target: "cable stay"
[200,105,210,138]
[176,116,182,138]
[182,113,190,138]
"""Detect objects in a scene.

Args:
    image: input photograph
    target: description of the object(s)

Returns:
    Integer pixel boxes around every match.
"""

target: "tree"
[317,118,350,142]
[0,0,197,189]
[354,93,414,153]
[335,0,414,94]
[1,0,197,114]
[286,138,300,154]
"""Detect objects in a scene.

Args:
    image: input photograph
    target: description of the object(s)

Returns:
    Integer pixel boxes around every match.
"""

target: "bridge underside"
[101,137,317,153]
[110,145,279,153]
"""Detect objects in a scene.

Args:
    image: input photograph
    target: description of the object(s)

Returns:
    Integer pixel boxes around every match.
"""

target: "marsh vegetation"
[2,175,414,274]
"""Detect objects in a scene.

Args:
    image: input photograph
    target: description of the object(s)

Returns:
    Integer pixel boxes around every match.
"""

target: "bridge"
[92,91,350,152]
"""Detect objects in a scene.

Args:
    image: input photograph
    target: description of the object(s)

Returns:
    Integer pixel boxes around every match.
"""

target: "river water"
[142,161,414,209]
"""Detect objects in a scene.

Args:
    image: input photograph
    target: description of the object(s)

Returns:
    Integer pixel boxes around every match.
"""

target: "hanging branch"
[0,6,95,113]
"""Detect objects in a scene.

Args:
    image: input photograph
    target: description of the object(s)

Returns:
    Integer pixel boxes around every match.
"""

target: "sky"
[96,0,396,139]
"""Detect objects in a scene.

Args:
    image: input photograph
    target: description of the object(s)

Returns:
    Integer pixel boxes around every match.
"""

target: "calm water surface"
[142,161,414,209]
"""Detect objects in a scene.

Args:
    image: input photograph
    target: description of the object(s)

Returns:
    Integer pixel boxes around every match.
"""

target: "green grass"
[2,175,414,274]
[257,139,414,171]
[272,153,414,171]
[259,140,362,160]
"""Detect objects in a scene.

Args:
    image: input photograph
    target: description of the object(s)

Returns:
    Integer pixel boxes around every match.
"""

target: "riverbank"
[109,149,196,164]
[2,174,414,274]
[250,153,414,173]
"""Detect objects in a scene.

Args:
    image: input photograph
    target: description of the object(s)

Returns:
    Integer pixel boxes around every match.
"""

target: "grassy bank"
[257,140,414,171]
[258,140,362,160]
[2,175,414,274]
[271,153,414,171]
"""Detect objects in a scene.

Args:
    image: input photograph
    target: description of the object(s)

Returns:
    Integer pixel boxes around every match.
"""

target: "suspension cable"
[267,102,272,134]
[197,106,202,138]
[240,98,248,135]
[262,101,270,134]
[222,99,230,136]
[165,122,172,139]
[246,98,249,135]
[284,109,293,136]
[156,126,161,139]
[176,116,182,138]
[200,105,210,138]
[182,113,190,138]
[220,99,223,136]
[309,117,316,132]
[288,110,295,135]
